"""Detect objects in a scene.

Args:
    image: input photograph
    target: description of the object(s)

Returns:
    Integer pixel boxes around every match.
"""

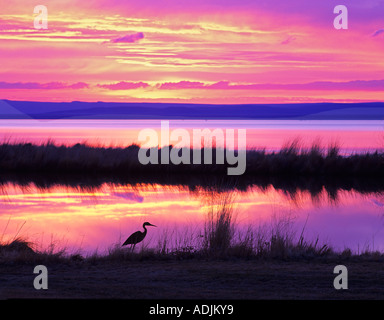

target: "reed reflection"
[0,180,383,255]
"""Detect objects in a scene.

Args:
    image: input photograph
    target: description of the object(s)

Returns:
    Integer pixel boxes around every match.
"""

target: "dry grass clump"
[0,237,69,264]
[0,237,36,259]
[202,192,236,257]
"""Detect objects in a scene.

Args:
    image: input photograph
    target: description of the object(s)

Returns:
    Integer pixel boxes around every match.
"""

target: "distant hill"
[1,99,384,120]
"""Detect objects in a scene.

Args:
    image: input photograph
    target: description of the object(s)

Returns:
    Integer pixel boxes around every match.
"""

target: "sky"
[1,0,384,103]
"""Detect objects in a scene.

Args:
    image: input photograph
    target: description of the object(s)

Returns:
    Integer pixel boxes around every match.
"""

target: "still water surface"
[0,119,384,254]
[1,183,384,254]
[1,119,384,152]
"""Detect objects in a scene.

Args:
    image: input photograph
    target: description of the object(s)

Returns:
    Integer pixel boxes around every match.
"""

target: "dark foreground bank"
[1,258,383,300]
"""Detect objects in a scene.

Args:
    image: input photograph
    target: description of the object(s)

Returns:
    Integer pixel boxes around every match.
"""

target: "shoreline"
[2,141,384,182]
[2,258,383,299]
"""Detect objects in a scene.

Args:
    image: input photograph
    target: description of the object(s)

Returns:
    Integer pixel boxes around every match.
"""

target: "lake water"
[1,119,384,152]
[1,119,384,255]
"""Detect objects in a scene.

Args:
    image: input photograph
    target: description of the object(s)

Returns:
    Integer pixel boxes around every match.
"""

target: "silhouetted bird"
[122,222,157,251]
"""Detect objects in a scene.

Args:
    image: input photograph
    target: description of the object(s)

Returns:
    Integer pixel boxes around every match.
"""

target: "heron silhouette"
[122,222,157,251]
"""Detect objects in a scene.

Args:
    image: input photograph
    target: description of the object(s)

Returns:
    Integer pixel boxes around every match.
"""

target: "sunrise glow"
[1,0,384,103]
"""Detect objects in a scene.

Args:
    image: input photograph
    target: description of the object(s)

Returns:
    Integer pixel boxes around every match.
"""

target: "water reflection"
[2,172,384,201]
[0,181,383,255]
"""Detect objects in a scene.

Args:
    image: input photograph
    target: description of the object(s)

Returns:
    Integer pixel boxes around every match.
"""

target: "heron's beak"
[149,223,157,227]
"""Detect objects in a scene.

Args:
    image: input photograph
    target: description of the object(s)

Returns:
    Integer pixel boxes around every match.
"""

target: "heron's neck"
[143,225,148,234]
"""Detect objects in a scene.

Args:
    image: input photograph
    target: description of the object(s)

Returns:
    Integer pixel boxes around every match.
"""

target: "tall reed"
[202,191,237,256]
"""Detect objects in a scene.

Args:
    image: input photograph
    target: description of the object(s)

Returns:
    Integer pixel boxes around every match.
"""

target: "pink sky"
[1,0,384,103]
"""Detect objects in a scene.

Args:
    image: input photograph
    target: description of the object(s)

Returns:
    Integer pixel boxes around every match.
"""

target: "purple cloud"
[0,81,89,90]
[281,36,296,45]
[156,79,384,91]
[370,199,384,207]
[68,82,89,89]
[372,29,384,37]
[97,81,149,90]
[109,32,144,43]
[158,81,206,90]
[112,192,144,203]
